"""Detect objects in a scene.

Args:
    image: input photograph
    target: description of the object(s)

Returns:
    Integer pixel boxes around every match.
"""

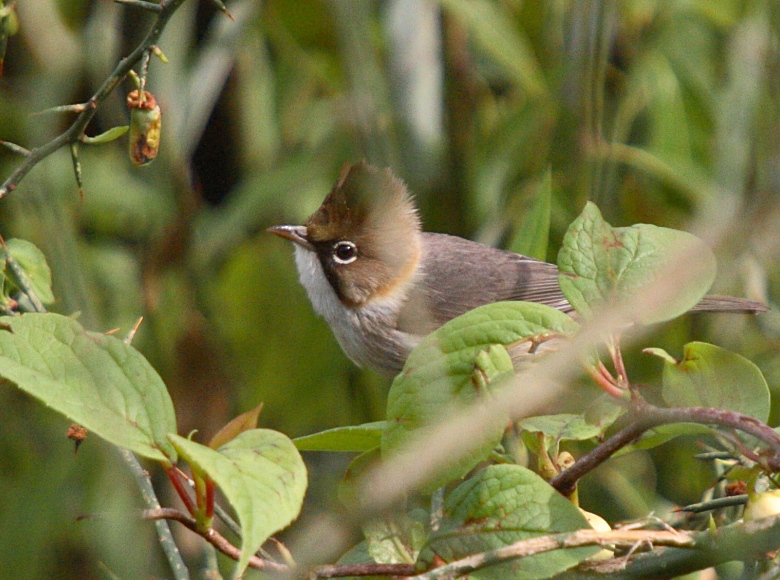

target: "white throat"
[292,245,419,375]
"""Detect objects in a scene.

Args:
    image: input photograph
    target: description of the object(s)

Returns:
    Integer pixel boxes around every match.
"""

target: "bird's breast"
[293,245,419,376]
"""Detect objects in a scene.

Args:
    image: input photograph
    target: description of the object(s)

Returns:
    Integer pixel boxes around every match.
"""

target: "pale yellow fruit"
[744,489,780,522]
[580,508,614,561]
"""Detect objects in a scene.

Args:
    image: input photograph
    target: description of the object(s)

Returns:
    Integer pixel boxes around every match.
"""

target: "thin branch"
[551,390,780,497]
[0,140,30,156]
[120,450,190,580]
[312,563,417,578]
[576,513,780,578]
[678,495,748,514]
[410,529,693,580]
[0,0,188,199]
[142,508,290,574]
[29,103,89,117]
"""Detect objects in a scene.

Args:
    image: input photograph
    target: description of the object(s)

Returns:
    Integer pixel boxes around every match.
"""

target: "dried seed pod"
[126,89,161,166]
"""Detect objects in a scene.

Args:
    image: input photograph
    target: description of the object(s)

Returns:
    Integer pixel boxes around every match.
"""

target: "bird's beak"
[267,224,314,251]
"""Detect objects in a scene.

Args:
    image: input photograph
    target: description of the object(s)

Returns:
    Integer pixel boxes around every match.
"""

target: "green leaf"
[508,167,552,261]
[658,342,770,422]
[81,125,129,145]
[294,421,387,452]
[0,313,177,462]
[519,413,604,457]
[422,465,598,578]
[557,202,717,324]
[364,513,426,565]
[169,430,307,579]
[383,302,579,493]
[4,239,54,304]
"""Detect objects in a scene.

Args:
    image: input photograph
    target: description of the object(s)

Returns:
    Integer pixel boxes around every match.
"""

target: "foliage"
[1,0,780,579]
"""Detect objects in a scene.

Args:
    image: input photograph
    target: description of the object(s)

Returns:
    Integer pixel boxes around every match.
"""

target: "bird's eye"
[333,241,358,264]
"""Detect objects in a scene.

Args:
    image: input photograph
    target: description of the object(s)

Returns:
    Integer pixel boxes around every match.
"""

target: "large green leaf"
[382,302,579,493]
[654,342,770,422]
[169,429,307,578]
[422,465,597,578]
[0,313,176,462]
[557,202,717,324]
[294,421,387,452]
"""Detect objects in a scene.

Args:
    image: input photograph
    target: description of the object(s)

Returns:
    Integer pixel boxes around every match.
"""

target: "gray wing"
[397,233,571,335]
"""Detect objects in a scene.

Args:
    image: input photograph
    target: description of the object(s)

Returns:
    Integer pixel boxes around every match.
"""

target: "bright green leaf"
[4,239,54,304]
[660,342,770,422]
[557,202,717,324]
[294,421,387,452]
[169,429,307,579]
[0,313,177,462]
[422,465,597,578]
[383,302,579,493]
[81,125,129,145]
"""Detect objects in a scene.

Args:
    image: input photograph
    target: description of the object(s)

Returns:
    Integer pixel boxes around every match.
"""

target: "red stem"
[205,478,215,519]
[166,467,196,515]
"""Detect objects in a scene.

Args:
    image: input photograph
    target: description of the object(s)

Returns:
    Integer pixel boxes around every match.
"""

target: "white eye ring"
[333,241,358,264]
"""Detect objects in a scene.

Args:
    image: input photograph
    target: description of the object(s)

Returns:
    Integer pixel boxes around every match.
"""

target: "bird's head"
[268,162,422,307]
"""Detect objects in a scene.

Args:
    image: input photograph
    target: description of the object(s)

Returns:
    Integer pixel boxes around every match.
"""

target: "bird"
[268,161,767,377]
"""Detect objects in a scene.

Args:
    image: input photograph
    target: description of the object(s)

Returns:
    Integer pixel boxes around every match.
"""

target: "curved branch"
[551,391,780,496]
[411,529,693,580]
[0,0,187,199]
[142,508,290,574]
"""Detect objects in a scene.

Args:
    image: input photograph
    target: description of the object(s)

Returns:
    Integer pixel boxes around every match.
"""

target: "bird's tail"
[690,295,769,314]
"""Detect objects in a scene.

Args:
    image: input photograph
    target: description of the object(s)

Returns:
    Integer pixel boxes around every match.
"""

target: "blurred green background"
[1,0,780,577]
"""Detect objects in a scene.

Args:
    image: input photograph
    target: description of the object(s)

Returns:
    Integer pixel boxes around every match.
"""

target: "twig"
[142,508,290,573]
[29,103,89,117]
[312,563,417,578]
[551,390,780,496]
[120,450,190,580]
[580,513,780,579]
[410,529,693,580]
[678,495,748,514]
[0,140,29,155]
[0,0,188,199]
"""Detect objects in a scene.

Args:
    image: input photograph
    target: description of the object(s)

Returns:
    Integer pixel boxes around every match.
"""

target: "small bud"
[151,45,169,64]
[126,90,161,166]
